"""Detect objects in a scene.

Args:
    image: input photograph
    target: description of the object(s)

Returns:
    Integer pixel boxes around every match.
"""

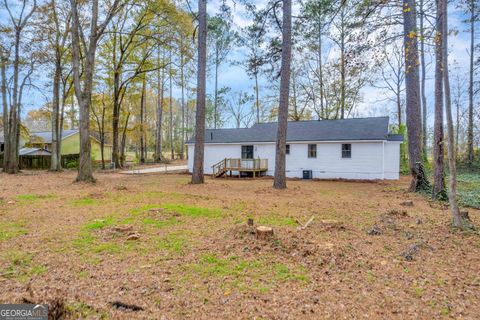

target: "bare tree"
[402,0,429,192]
[154,47,165,162]
[273,0,292,189]
[466,0,477,164]
[227,91,254,128]
[191,0,207,184]
[69,0,122,182]
[418,0,428,161]
[441,0,472,229]
[42,0,71,171]
[2,0,37,174]
[432,0,445,199]
[376,42,405,127]
[0,45,10,171]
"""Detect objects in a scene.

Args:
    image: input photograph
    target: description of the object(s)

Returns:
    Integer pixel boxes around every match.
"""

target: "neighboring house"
[186,117,403,180]
[28,129,112,162]
[0,130,28,154]
[19,147,51,156]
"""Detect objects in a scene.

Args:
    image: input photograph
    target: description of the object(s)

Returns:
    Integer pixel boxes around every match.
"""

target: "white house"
[186,117,403,180]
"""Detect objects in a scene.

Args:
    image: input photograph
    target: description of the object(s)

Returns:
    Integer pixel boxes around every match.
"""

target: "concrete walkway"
[121,165,188,175]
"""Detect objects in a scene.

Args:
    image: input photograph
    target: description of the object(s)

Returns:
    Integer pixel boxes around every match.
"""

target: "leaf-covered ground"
[0,171,479,319]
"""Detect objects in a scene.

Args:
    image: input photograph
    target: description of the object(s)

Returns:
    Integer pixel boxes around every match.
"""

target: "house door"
[241,145,254,159]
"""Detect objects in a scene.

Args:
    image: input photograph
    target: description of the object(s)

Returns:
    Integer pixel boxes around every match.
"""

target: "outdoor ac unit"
[303,170,312,179]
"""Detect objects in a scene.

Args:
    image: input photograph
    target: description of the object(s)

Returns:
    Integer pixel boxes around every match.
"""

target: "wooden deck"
[212,158,268,178]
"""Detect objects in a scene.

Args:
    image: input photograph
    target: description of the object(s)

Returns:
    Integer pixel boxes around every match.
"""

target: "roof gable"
[29,130,79,144]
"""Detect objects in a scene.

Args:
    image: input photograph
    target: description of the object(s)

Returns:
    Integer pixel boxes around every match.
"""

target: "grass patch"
[274,263,309,282]
[91,242,122,254]
[0,221,27,241]
[156,233,188,253]
[72,197,99,206]
[1,250,47,282]
[131,204,222,219]
[162,204,222,218]
[73,217,130,256]
[66,302,108,319]
[16,194,55,203]
[84,217,115,230]
[189,253,309,292]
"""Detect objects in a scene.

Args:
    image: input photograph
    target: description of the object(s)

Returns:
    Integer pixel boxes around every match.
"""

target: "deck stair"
[212,158,268,178]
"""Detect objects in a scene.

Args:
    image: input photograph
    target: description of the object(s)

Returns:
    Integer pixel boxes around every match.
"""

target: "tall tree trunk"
[403,0,429,192]
[120,112,130,167]
[155,48,164,162]
[318,14,325,119]
[191,0,207,184]
[70,0,104,182]
[273,0,292,189]
[169,50,174,160]
[1,48,9,172]
[51,56,62,171]
[180,45,185,160]
[140,75,146,164]
[419,0,428,161]
[397,82,402,127]
[433,1,445,199]
[111,30,123,168]
[467,0,475,164]
[6,30,22,174]
[339,5,346,119]
[441,0,468,229]
[254,72,260,123]
[214,46,219,129]
[70,98,75,129]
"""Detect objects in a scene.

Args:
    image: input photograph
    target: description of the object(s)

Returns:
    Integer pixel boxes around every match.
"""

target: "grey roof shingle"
[19,147,51,156]
[187,117,403,144]
[30,130,78,143]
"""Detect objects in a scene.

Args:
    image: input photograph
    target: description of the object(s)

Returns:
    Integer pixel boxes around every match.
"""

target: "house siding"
[187,140,401,180]
[42,133,112,161]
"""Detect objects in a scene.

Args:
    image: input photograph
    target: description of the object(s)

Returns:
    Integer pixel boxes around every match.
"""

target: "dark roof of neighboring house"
[187,117,404,144]
[30,130,78,143]
[386,134,404,142]
[19,147,51,156]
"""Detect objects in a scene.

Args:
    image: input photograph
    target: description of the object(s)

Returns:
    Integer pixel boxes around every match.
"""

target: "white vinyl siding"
[187,140,401,180]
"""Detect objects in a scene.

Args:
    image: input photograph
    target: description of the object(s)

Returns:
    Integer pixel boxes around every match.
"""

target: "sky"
[205,0,475,129]
[7,0,477,131]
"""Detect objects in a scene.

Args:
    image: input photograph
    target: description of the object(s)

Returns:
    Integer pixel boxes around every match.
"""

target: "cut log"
[400,200,414,207]
[126,233,140,241]
[255,226,274,240]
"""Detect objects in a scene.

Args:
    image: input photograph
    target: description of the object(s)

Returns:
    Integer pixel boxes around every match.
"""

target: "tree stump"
[255,226,274,240]
[400,200,414,207]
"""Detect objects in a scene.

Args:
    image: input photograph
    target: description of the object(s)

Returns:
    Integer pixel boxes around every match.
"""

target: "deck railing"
[212,158,268,177]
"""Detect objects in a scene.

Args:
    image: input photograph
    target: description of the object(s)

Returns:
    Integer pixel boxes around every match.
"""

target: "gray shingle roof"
[30,130,78,143]
[187,117,403,144]
[19,147,51,156]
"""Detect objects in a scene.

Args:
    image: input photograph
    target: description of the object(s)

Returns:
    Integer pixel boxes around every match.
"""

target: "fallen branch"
[298,216,315,230]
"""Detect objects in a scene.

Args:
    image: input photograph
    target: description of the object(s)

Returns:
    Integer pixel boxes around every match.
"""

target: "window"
[308,144,317,158]
[342,144,351,158]
[286,144,290,155]
[241,145,254,159]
